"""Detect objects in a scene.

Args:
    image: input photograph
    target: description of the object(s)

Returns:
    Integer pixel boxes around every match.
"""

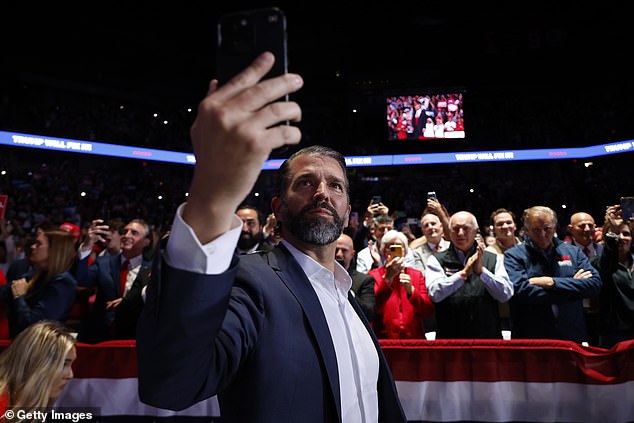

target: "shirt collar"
[281,240,352,292]
[122,253,143,268]
[428,238,448,251]
[452,242,476,264]
[236,242,260,255]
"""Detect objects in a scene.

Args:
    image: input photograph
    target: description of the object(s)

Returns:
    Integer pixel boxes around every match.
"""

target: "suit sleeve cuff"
[165,203,241,274]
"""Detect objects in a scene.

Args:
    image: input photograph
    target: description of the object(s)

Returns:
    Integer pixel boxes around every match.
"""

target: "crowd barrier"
[1,338,633,422]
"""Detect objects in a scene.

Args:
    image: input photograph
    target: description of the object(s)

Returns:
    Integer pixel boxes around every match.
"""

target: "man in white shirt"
[136,52,406,422]
[425,211,513,338]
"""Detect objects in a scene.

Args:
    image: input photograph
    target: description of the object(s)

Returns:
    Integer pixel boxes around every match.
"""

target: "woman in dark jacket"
[593,206,634,348]
[0,229,77,338]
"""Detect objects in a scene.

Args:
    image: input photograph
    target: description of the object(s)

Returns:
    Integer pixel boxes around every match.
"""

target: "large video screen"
[387,92,465,141]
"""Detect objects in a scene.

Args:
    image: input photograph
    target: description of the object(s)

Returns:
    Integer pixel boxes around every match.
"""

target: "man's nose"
[314,181,328,199]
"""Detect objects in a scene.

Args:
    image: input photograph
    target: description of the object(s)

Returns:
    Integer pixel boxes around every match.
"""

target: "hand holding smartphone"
[621,196,634,221]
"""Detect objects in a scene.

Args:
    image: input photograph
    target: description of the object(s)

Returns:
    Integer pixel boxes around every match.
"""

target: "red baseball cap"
[59,222,81,243]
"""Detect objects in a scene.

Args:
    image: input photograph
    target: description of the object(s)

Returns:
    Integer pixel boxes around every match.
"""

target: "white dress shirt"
[425,247,513,303]
[166,203,380,422]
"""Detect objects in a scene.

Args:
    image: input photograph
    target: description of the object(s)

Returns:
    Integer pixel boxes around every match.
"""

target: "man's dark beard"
[237,231,262,250]
[281,200,345,245]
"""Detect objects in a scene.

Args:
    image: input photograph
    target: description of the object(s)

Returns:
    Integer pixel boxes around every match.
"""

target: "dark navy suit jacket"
[75,253,150,342]
[137,244,406,422]
[0,270,76,338]
[505,238,602,342]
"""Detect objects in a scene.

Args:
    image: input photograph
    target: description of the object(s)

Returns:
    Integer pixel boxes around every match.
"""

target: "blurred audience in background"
[0,80,634,346]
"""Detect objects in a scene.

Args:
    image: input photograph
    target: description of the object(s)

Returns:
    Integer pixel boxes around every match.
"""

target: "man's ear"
[271,197,282,221]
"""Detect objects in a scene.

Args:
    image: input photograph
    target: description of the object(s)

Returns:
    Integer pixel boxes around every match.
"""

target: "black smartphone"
[427,191,437,202]
[216,7,288,86]
[372,195,382,205]
[621,196,634,220]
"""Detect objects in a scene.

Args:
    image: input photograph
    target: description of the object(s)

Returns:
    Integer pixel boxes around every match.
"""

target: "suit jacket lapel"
[266,245,342,421]
[109,254,123,296]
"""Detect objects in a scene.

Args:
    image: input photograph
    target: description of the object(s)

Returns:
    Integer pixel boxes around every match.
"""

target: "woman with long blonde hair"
[0,229,77,338]
[0,320,77,420]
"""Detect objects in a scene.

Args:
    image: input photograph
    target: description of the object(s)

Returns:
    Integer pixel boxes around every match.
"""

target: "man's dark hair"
[489,208,517,226]
[275,145,349,201]
[236,204,264,227]
[108,218,126,234]
[374,214,394,226]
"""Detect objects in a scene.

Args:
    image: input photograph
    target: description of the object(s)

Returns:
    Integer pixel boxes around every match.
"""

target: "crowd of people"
[332,197,630,348]
[387,94,465,140]
[0,158,632,349]
[0,51,633,421]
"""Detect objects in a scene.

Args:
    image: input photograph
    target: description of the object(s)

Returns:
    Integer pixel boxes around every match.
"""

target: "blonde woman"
[0,320,77,419]
[0,230,77,338]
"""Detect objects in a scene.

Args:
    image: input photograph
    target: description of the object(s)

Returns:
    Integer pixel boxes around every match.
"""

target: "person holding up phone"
[621,197,634,221]
[136,51,406,422]
[592,205,634,348]
[368,230,434,339]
